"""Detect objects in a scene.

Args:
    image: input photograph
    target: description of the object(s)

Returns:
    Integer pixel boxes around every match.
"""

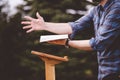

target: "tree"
[20,0,97,80]
[0,0,97,80]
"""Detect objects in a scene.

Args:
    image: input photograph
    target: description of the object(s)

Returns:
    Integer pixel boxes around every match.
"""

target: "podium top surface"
[31,51,69,62]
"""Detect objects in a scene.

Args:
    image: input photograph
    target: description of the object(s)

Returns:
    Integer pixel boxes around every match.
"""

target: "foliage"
[0,0,97,80]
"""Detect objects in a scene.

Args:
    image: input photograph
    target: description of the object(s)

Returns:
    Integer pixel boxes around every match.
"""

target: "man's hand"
[21,12,46,33]
[48,39,67,45]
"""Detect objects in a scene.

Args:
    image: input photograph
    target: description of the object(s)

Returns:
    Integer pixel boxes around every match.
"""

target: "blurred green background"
[0,0,98,80]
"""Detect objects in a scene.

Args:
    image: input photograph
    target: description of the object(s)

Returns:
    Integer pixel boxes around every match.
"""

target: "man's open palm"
[21,12,46,33]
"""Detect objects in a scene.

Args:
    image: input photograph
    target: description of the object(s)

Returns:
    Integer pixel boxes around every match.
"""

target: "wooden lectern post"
[31,51,69,80]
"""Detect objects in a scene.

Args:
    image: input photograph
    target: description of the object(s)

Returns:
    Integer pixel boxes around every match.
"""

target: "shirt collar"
[98,0,113,11]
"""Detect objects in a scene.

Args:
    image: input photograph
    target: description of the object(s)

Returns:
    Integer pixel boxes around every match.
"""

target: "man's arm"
[22,10,94,51]
[21,12,72,34]
[68,40,93,51]
[44,22,72,34]
[48,39,93,51]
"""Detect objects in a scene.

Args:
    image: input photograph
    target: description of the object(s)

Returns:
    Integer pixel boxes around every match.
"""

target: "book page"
[40,34,68,42]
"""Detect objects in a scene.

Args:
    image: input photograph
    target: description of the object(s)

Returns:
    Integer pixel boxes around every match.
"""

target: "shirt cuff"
[90,37,107,51]
[68,22,77,40]
[89,37,97,51]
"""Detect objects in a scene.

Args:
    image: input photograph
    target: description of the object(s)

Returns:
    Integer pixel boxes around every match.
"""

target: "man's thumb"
[36,12,42,19]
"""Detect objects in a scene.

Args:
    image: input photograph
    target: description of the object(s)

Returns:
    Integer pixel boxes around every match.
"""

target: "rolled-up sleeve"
[68,8,94,39]
[89,7,120,51]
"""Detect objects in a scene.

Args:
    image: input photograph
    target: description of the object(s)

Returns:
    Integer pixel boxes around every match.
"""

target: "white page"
[40,34,68,42]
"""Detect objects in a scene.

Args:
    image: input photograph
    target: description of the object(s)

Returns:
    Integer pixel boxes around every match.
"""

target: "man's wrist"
[43,23,48,31]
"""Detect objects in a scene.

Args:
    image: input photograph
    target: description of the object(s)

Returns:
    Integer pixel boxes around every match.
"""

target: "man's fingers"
[26,28,34,33]
[21,21,31,24]
[24,16,35,21]
[23,25,31,29]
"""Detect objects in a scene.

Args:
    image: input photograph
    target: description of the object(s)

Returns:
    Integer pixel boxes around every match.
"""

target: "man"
[21,0,120,80]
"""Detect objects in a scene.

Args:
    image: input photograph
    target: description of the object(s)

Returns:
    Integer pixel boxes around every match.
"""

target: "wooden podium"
[31,51,69,80]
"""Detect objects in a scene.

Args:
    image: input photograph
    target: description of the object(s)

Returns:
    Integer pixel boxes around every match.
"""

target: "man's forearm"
[68,40,93,51]
[44,22,72,34]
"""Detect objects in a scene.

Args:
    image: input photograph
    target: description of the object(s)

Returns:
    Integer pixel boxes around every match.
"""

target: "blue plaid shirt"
[69,0,120,80]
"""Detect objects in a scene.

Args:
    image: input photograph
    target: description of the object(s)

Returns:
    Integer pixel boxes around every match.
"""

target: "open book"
[40,34,68,42]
